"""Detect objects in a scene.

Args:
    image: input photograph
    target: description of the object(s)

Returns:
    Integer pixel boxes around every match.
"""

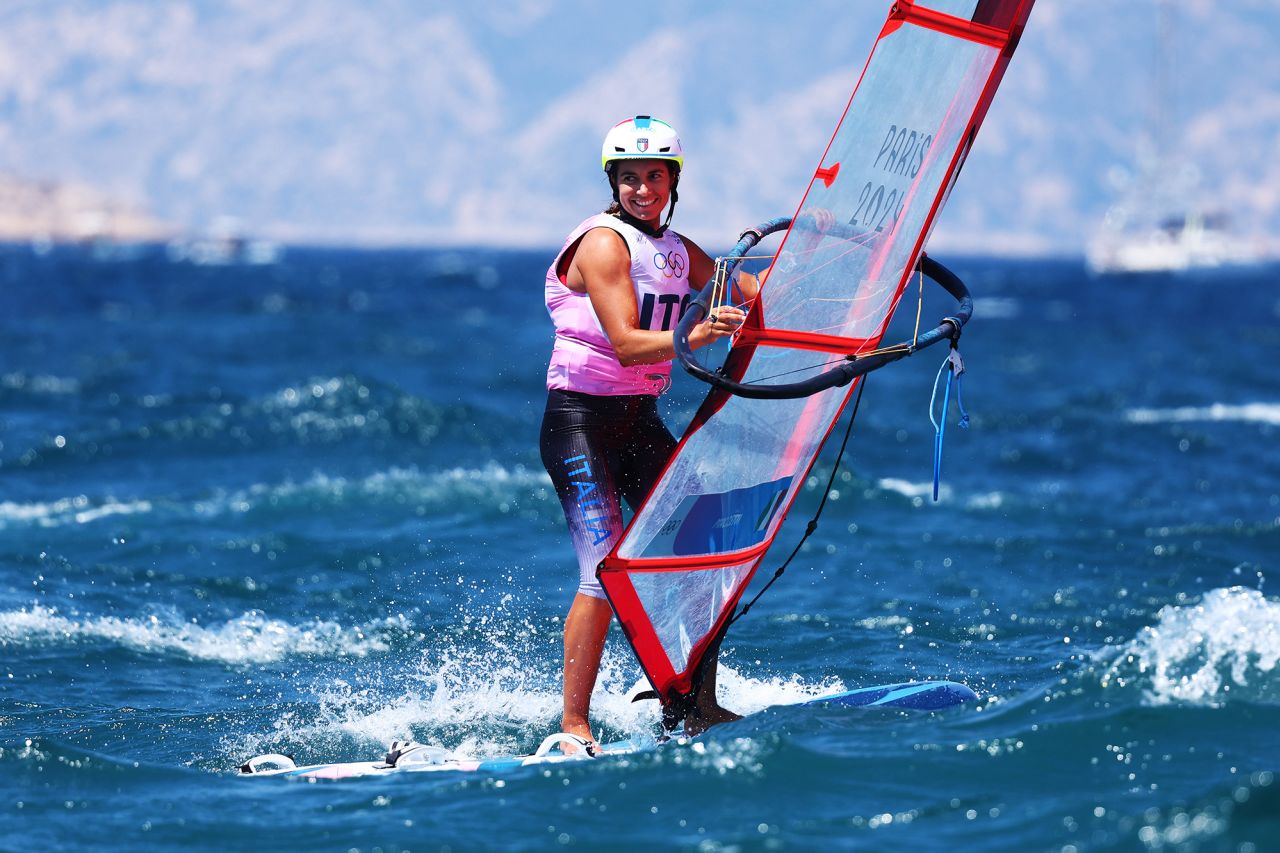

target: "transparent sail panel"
[617,388,842,560]
[629,561,755,675]
[761,25,996,341]
[919,0,980,19]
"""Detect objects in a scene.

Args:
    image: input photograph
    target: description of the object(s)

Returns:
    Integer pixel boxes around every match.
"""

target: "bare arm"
[569,228,744,367]
[733,270,763,302]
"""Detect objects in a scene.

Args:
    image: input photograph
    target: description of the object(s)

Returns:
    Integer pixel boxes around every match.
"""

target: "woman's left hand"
[694,304,747,348]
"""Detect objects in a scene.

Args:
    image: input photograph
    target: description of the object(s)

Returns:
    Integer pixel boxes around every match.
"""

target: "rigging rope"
[928,342,969,501]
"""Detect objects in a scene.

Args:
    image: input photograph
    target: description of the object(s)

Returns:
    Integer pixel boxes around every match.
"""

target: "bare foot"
[559,718,596,756]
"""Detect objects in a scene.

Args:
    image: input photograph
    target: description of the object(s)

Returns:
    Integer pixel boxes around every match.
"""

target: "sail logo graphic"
[645,476,794,557]
[562,454,612,546]
[848,122,933,233]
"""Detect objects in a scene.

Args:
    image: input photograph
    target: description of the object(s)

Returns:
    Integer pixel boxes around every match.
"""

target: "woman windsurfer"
[540,116,753,752]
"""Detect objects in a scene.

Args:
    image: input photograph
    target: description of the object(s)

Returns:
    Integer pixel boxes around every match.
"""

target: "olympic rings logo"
[653,251,686,279]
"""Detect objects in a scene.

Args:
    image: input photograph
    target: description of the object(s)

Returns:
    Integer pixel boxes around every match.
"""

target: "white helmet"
[601,116,684,172]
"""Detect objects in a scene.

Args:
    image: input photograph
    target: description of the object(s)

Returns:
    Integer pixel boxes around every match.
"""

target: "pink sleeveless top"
[545,214,692,396]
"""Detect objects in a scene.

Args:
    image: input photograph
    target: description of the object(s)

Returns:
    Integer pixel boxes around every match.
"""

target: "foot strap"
[383,740,456,768]
[238,753,296,774]
[534,733,597,757]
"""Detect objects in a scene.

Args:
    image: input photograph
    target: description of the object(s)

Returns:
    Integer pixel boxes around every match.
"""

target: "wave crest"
[1100,587,1280,706]
[0,496,153,530]
[0,606,404,663]
[1125,402,1280,426]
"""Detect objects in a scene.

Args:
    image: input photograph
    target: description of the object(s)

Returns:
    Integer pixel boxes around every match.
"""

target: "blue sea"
[3,243,1278,852]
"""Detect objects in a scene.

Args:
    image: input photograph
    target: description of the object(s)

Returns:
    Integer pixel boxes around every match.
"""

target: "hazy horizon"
[2,0,1277,256]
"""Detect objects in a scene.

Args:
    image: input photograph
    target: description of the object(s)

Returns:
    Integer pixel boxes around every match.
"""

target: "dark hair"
[604,160,680,230]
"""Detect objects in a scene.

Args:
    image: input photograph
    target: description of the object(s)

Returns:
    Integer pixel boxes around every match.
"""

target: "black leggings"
[539,389,676,597]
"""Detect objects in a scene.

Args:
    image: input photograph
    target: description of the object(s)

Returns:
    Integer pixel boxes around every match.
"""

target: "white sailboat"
[1087,205,1264,275]
[1086,1,1266,275]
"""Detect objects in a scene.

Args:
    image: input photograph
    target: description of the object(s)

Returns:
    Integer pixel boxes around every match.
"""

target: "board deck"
[237,680,977,780]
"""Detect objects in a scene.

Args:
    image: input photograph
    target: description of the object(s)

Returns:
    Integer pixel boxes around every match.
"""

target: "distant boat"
[166,216,281,266]
[1086,1,1267,276]
[1086,208,1265,275]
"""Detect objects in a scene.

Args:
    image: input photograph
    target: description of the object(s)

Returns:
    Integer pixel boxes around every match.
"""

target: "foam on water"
[0,606,405,664]
[1125,402,1280,427]
[877,478,953,504]
[0,464,550,530]
[1099,586,1280,705]
[0,496,154,529]
[192,463,549,517]
[230,638,649,761]
[713,666,846,716]
[226,624,846,764]
[964,491,1006,510]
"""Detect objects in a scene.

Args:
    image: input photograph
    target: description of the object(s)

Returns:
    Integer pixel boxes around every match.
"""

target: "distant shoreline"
[0,173,173,244]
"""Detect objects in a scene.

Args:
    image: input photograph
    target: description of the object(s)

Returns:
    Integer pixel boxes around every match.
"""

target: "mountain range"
[0,0,1276,254]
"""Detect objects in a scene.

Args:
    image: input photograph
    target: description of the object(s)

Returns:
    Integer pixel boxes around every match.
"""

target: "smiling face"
[613,159,674,225]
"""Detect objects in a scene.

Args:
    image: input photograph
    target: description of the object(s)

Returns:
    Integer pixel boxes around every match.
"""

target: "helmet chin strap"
[664,185,679,230]
[615,208,669,237]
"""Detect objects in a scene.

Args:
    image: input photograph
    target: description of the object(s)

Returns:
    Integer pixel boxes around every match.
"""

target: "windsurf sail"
[597,0,1036,722]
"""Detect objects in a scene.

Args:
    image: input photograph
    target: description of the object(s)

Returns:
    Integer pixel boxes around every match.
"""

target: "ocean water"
[2,243,1278,852]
